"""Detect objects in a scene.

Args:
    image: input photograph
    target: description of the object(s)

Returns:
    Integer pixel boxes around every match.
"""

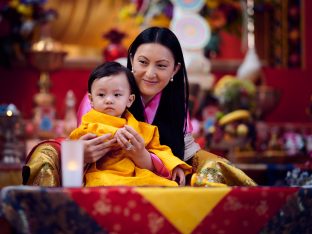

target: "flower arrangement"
[0,0,57,67]
[214,75,257,114]
[118,0,173,28]
[102,28,128,62]
[103,28,127,45]
[201,0,242,58]
[118,0,242,57]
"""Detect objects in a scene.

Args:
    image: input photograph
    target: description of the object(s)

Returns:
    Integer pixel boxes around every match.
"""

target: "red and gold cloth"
[1,186,311,234]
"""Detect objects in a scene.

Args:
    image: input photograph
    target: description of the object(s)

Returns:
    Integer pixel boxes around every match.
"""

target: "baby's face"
[89,73,134,117]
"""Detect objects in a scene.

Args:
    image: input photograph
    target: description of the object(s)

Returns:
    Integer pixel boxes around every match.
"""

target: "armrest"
[22,138,64,186]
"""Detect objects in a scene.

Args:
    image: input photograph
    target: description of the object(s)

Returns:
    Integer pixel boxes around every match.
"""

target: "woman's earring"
[132,69,135,74]
[170,76,174,82]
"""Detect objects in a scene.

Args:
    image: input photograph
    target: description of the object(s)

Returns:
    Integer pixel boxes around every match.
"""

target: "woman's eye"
[138,60,147,65]
[158,64,167,69]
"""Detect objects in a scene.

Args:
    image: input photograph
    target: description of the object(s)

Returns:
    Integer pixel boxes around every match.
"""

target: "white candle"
[61,140,84,187]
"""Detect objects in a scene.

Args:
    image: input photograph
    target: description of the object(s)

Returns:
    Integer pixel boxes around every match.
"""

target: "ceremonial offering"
[29,37,67,138]
[0,104,25,164]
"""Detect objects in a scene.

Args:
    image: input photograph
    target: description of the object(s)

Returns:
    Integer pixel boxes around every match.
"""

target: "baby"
[70,61,191,186]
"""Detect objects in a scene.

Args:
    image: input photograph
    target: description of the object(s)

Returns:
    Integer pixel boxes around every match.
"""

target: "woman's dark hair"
[88,61,139,97]
[127,27,189,159]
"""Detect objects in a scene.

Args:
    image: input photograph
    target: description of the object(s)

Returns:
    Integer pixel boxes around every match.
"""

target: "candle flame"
[67,161,78,170]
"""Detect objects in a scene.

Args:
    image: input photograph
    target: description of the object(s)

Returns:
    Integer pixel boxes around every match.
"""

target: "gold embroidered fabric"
[191,150,257,187]
[23,143,61,187]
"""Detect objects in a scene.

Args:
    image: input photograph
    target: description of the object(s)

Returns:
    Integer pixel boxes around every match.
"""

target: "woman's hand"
[172,166,186,186]
[79,133,118,163]
[115,125,154,170]
[115,125,145,152]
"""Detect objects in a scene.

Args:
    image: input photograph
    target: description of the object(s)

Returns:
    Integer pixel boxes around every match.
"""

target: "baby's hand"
[172,166,186,186]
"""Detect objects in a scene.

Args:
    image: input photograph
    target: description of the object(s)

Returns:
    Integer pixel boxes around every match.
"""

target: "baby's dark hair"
[88,61,137,94]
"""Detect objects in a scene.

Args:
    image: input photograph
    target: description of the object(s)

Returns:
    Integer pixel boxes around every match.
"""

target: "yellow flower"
[148,14,171,28]
[134,15,145,25]
[118,3,138,21]
[17,4,33,17]
[127,3,137,15]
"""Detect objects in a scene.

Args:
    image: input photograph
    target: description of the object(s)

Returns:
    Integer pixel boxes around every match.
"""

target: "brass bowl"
[29,37,67,72]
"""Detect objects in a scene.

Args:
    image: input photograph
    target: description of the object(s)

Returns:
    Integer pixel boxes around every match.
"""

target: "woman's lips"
[143,79,157,85]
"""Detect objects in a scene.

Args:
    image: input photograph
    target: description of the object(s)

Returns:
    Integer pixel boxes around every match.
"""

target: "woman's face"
[131,43,180,104]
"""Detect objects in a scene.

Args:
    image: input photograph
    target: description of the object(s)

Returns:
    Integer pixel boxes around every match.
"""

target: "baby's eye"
[114,93,122,97]
[98,93,105,97]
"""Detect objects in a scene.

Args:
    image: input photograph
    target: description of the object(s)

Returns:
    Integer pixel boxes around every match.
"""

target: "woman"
[23,27,256,186]
[70,61,191,186]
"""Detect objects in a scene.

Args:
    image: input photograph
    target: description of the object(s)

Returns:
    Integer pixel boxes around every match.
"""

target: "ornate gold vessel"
[28,37,67,138]
[29,37,67,106]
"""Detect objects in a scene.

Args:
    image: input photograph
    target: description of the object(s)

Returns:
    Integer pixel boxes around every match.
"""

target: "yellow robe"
[69,109,192,187]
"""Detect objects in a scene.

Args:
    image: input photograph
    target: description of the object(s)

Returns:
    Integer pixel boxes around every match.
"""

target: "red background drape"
[0,1,311,123]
